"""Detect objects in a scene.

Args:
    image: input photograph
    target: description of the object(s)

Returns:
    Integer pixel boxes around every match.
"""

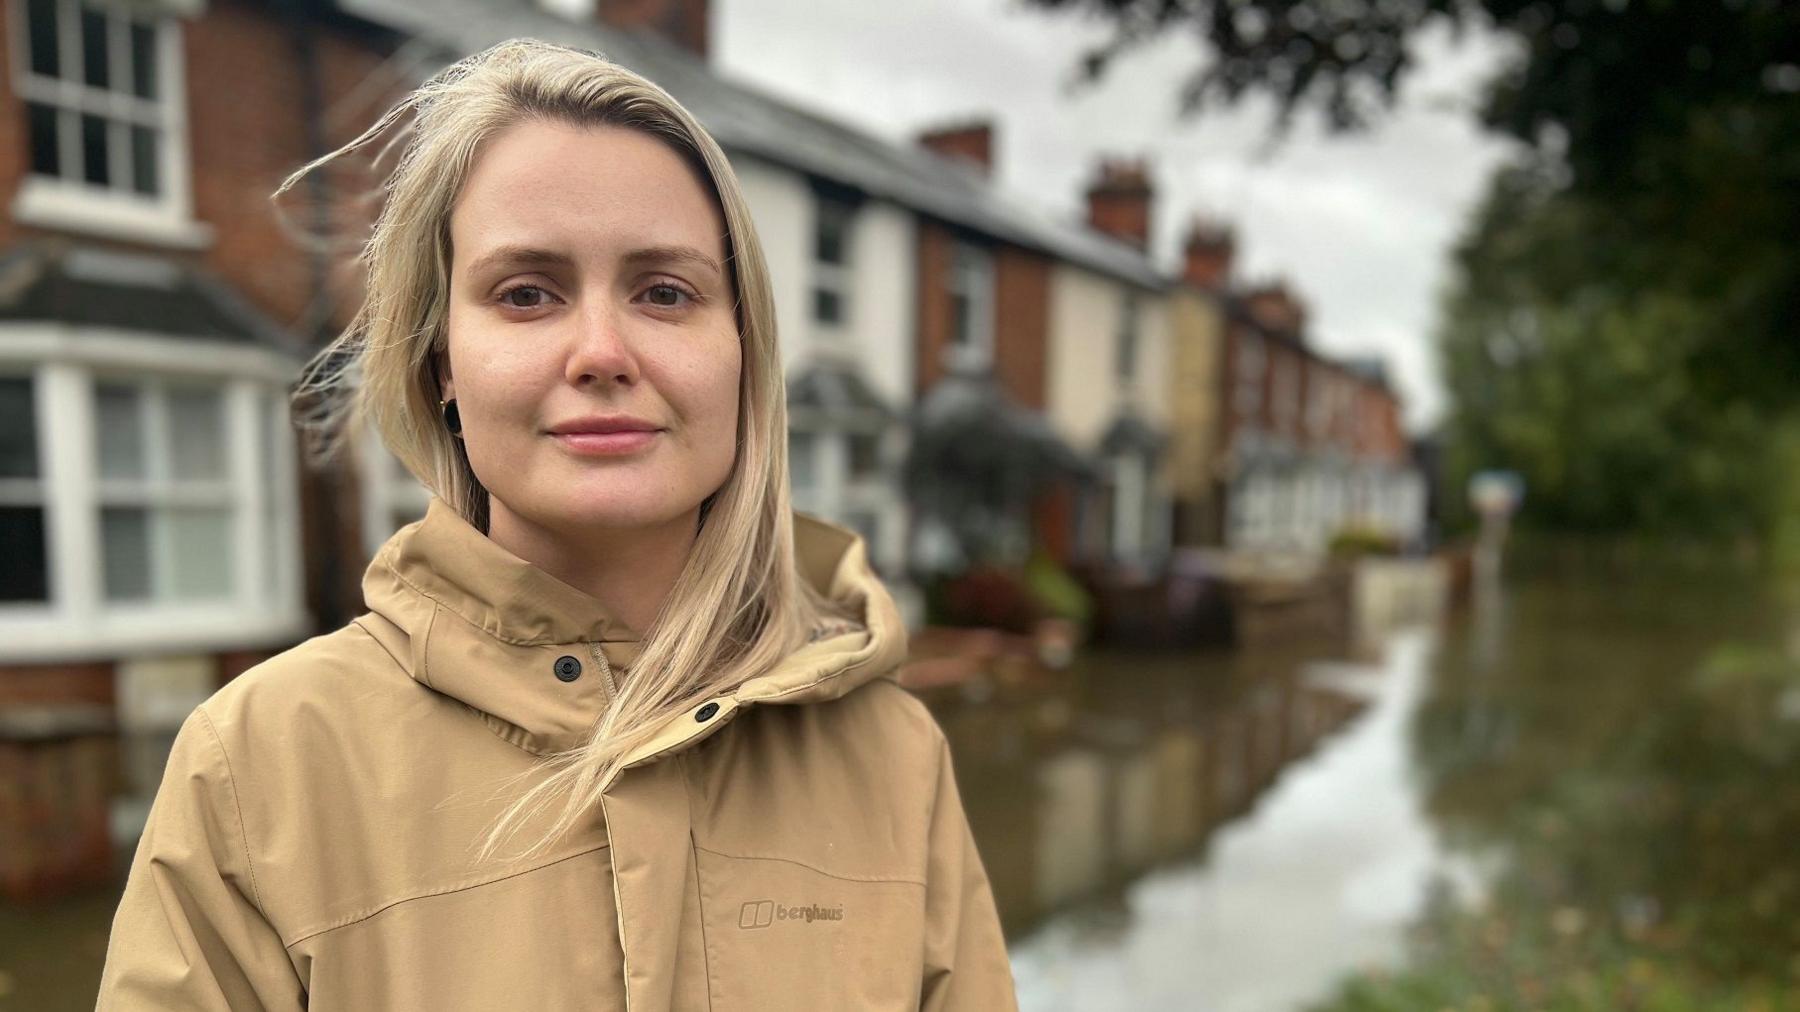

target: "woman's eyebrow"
[463,244,575,281]
[622,245,723,279]
[463,244,723,282]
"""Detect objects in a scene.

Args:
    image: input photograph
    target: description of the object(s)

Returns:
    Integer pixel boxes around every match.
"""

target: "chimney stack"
[1182,218,1235,290]
[1085,158,1154,251]
[918,120,995,176]
[1243,281,1308,339]
[596,0,710,60]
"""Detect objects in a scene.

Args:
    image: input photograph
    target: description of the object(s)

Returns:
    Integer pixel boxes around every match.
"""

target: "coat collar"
[356,496,909,762]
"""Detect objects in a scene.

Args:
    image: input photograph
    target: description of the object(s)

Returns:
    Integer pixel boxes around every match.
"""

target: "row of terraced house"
[0,0,1422,899]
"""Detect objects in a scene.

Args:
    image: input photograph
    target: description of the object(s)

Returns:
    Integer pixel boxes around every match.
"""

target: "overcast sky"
[701,0,1522,430]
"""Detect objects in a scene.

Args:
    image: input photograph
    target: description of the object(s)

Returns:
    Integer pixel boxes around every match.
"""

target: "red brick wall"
[0,662,114,708]
[915,221,1051,411]
[185,2,392,331]
[918,123,992,175]
[0,8,20,250]
[915,220,952,396]
[993,245,1049,410]
[0,1,392,330]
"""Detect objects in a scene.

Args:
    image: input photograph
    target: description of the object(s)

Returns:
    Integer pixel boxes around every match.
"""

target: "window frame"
[91,375,237,603]
[786,408,899,572]
[6,0,209,248]
[1114,291,1141,382]
[0,327,306,662]
[809,193,856,336]
[945,238,995,372]
[357,420,434,559]
[0,371,52,604]
[1234,332,1265,417]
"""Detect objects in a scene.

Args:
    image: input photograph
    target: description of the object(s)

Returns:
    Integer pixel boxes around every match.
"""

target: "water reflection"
[977,567,1800,1010]
[945,629,1467,1011]
[918,638,1380,941]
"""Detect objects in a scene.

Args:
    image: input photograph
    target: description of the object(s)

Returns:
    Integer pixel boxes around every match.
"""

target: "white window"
[1234,333,1264,417]
[1305,364,1331,439]
[810,195,855,335]
[0,338,305,661]
[1110,452,1146,562]
[788,427,819,504]
[358,426,433,558]
[1114,292,1141,382]
[1272,354,1300,433]
[0,374,50,603]
[8,0,205,246]
[946,240,994,372]
[93,377,235,601]
[786,419,897,572]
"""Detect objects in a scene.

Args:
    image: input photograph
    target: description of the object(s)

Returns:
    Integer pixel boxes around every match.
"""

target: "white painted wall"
[841,200,915,406]
[1047,264,1116,451]
[1046,263,1170,450]
[732,156,811,374]
[733,154,916,403]
[732,154,917,575]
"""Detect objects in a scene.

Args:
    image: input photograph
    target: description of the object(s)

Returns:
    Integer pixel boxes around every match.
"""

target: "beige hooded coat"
[95,496,1017,1010]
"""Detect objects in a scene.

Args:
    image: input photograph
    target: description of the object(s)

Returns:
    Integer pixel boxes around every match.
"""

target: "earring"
[438,398,462,436]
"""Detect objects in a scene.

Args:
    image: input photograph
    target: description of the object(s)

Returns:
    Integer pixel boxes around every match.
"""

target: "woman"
[96,38,1015,1011]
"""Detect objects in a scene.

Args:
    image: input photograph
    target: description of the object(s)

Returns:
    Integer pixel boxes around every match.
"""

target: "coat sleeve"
[95,706,306,1011]
[920,729,1019,1011]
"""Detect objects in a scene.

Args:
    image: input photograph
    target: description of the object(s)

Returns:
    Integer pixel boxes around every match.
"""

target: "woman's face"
[442,119,741,538]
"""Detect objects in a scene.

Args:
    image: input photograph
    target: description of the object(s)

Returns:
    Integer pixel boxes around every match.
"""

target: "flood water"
[951,566,1800,1009]
[7,566,1799,1009]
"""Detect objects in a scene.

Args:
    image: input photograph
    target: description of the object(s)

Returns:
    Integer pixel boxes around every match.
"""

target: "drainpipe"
[283,0,346,631]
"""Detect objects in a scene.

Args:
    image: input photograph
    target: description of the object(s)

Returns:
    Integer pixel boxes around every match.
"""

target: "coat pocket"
[694,845,927,1011]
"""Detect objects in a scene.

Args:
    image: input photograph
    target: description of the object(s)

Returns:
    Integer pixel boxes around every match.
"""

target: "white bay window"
[0,332,304,661]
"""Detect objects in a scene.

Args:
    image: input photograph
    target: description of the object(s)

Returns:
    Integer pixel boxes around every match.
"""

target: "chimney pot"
[918,120,995,176]
[1085,157,1154,251]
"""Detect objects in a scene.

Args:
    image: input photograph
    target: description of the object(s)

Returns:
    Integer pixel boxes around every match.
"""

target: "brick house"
[0,0,407,898]
[1171,223,1423,556]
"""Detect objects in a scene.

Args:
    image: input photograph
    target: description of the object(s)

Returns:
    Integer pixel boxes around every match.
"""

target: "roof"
[1099,411,1168,457]
[1339,356,1393,389]
[0,240,301,353]
[786,356,897,422]
[333,0,1166,290]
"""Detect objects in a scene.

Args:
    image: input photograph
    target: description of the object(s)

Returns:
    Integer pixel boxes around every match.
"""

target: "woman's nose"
[565,301,641,388]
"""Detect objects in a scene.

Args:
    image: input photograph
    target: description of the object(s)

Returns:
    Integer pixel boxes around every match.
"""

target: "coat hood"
[357,496,910,763]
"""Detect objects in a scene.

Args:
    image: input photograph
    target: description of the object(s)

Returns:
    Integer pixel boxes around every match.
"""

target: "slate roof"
[0,240,301,353]
[335,0,1167,290]
[786,357,897,422]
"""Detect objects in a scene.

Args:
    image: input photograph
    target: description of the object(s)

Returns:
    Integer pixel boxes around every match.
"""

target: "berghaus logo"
[738,899,845,929]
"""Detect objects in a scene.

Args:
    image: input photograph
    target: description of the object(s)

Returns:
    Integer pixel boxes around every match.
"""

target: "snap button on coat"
[552,654,582,682]
[695,701,719,722]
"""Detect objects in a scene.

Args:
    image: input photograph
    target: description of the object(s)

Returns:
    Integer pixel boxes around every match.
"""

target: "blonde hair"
[277,38,840,862]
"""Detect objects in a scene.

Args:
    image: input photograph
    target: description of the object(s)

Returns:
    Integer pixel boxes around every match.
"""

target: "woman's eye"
[498,284,552,309]
[644,283,693,308]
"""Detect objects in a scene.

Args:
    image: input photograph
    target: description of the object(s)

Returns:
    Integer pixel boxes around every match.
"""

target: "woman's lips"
[550,430,660,455]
